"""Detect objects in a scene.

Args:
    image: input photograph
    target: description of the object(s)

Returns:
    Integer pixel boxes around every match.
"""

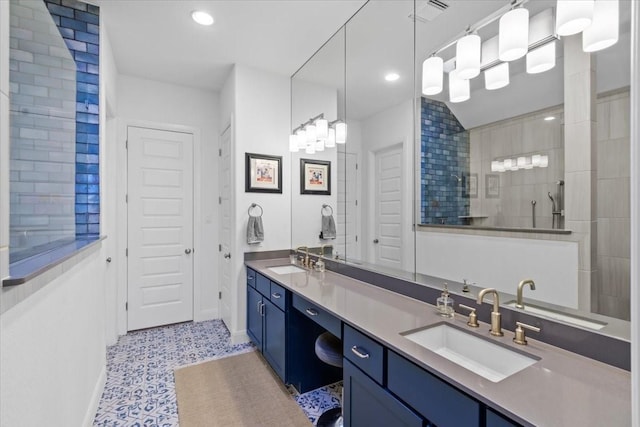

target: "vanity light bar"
[289,114,346,153]
[492,154,548,172]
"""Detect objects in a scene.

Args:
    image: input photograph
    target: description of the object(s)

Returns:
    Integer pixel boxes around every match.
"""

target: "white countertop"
[246,258,631,427]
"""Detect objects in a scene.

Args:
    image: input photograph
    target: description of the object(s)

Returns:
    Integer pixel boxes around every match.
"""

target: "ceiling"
[99,0,366,91]
[100,0,632,128]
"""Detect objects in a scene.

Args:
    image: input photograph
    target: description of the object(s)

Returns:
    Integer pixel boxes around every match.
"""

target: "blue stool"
[315,332,343,427]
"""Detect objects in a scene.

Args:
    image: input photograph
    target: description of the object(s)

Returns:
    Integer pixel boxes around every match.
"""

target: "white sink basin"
[267,265,306,275]
[401,323,539,383]
[505,301,606,330]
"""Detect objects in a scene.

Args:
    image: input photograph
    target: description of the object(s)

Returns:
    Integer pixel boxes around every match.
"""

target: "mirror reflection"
[290,0,632,333]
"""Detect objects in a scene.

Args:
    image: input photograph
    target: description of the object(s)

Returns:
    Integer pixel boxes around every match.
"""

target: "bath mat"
[174,350,312,426]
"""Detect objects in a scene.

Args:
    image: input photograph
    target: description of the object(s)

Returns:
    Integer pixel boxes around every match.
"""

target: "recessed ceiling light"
[385,73,400,82]
[192,10,214,26]
[544,116,555,121]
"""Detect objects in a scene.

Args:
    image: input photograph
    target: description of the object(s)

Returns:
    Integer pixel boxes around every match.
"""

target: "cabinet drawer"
[269,282,286,311]
[292,293,341,338]
[256,273,271,296]
[247,268,256,288]
[343,324,384,385]
[388,351,480,427]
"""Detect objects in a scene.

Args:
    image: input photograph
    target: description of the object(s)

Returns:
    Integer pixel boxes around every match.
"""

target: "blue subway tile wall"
[420,98,469,225]
[45,0,100,239]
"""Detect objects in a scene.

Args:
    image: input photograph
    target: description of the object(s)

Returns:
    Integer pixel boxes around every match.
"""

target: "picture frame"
[245,153,282,193]
[486,173,500,198]
[300,158,331,195]
[465,173,478,198]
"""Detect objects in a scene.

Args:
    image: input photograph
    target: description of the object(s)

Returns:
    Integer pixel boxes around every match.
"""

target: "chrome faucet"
[477,288,503,337]
[515,279,536,309]
[320,244,333,258]
[295,246,309,267]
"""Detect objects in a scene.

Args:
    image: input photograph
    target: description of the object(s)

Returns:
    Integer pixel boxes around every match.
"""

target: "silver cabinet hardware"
[351,346,370,359]
[305,308,319,316]
[271,292,281,299]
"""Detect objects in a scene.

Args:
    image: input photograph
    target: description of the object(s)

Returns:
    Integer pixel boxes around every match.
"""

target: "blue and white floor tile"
[93,319,342,426]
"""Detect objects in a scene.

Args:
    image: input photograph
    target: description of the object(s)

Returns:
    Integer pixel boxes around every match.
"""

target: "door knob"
[185,248,192,254]
[373,239,379,244]
[224,253,231,259]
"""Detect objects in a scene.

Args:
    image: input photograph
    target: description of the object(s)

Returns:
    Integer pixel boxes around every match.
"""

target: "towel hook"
[321,204,333,216]
[248,203,263,217]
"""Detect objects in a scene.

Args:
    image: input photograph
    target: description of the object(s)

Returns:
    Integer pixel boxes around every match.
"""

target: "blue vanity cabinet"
[344,359,424,427]
[486,409,522,427]
[387,351,481,427]
[246,285,263,349]
[246,268,287,381]
[262,297,286,380]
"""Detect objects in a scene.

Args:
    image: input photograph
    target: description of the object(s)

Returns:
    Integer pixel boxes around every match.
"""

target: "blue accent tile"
[75,31,99,45]
[64,38,87,52]
[62,0,87,12]
[46,0,100,239]
[74,51,99,65]
[74,10,100,25]
[47,3,75,18]
[58,27,74,39]
[60,16,87,32]
[87,23,99,35]
[420,98,469,225]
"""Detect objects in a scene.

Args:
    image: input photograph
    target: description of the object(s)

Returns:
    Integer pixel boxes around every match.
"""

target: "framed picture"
[245,153,282,193]
[300,159,331,195]
[465,173,478,198]
[486,174,500,198]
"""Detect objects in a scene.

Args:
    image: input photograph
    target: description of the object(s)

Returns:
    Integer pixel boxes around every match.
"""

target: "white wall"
[0,0,10,281]
[116,75,220,332]
[360,99,415,271]
[219,65,291,342]
[0,246,108,427]
[416,231,580,308]
[100,18,119,345]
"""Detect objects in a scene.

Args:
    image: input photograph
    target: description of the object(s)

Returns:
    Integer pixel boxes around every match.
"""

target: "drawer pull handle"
[305,308,319,316]
[351,346,370,359]
[248,276,254,281]
[271,292,282,299]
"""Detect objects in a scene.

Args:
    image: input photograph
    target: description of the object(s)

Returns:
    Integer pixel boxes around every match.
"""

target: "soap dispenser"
[437,283,455,318]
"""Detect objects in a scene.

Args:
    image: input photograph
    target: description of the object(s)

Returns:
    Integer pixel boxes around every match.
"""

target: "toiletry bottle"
[437,284,455,318]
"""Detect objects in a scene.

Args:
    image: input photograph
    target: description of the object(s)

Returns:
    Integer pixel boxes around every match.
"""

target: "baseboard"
[230,329,250,345]
[82,365,107,427]
[194,308,218,322]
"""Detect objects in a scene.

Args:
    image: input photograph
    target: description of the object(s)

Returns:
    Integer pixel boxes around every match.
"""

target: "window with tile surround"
[8,0,99,264]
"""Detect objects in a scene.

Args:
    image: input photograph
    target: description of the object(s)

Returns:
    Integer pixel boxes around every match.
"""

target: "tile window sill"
[1,236,104,314]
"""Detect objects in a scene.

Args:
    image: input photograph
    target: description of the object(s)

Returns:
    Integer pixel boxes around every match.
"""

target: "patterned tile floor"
[93,319,341,426]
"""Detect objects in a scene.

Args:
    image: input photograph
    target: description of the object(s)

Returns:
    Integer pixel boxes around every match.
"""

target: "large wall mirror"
[291,0,632,338]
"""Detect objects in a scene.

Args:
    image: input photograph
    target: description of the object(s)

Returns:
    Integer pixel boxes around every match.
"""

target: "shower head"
[452,174,462,182]
[548,192,556,212]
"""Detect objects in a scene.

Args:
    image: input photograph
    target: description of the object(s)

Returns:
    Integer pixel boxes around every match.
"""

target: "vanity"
[245,258,630,427]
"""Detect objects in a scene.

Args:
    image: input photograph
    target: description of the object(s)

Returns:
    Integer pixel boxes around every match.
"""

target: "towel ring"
[321,204,333,216]
[248,203,263,217]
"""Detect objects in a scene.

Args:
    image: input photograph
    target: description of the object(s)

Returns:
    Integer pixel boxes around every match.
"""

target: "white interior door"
[374,145,403,269]
[337,151,360,260]
[218,124,233,330]
[127,126,194,331]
